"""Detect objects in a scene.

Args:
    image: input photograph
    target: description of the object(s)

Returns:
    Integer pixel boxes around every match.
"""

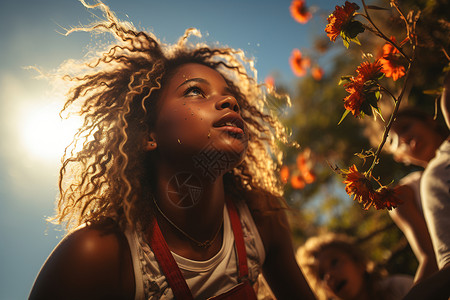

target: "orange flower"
[343,165,375,209]
[343,86,364,116]
[325,1,360,42]
[290,0,312,24]
[289,49,311,77]
[379,37,405,81]
[372,187,403,210]
[293,151,316,186]
[355,60,383,82]
[312,66,324,81]
[303,170,316,184]
[291,175,306,189]
[342,60,382,117]
[280,165,290,184]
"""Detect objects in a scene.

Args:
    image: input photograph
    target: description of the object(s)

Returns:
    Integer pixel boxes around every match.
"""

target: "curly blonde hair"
[52,1,291,230]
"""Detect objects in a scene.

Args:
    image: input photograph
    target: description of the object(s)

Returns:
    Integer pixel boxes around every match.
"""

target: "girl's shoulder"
[243,190,290,254]
[29,219,135,300]
[377,274,414,300]
[61,219,132,269]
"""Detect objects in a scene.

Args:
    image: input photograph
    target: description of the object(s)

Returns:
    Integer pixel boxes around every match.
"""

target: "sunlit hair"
[52,1,291,230]
[296,233,384,300]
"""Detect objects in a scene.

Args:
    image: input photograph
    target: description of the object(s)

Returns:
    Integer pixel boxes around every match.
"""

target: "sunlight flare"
[20,100,81,161]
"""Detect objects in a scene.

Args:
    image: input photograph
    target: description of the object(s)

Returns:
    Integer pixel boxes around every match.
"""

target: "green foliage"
[341,20,365,48]
[283,0,450,277]
[338,109,351,125]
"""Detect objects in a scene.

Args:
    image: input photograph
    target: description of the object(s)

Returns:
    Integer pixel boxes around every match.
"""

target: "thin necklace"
[152,197,223,248]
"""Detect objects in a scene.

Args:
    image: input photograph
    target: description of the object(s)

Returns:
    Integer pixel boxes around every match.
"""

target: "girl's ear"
[144,132,158,151]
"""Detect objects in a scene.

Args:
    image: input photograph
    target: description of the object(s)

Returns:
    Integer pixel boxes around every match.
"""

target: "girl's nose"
[215,96,240,113]
[323,271,336,287]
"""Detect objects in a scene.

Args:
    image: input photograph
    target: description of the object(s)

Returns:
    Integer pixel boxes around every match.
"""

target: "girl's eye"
[184,86,205,98]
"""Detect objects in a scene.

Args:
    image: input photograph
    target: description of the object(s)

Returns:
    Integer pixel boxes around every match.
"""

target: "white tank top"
[124,201,266,299]
[399,170,423,213]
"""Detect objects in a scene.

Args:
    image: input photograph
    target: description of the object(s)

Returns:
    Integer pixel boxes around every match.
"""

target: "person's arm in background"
[250,193,316,300]
[441,72,450,128]
[389,184,438,282]
[403,73,450,299]
[259,210,316,300]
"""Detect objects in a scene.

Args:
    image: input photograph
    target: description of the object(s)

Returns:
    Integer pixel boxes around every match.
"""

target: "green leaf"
[342,37,350,49]
[363,80,377,88]
[338,109,351,125]
[373,106,385,121]
[349,36,361,46]
[340,26,363,48]
[361,101,372,116]
[339,76,353,85]
[345,21,365,39]
[366,92,378,107]
[375,72,385,80]
[340,31,351,48]
[375,90,381,100]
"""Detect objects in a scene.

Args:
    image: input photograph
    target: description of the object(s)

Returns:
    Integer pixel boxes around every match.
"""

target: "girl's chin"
[216,140,248,159]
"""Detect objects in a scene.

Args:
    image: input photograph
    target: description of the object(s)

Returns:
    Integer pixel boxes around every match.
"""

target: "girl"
[297,233,413,300]
[29,1,315,300]
[367,107,449,282]
[387,108,449,281]
[402,73,450,300]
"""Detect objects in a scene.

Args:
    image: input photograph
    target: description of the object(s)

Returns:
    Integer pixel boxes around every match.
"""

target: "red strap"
[146,199,249,299]
[147,217,194,300]
[225,198,249,280]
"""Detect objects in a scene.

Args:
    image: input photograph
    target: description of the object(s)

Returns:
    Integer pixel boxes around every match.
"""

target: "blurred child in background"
[297,233,413,300]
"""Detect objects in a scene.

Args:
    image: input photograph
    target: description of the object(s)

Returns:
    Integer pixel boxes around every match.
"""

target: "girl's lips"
[213,112,246,138]
[213,112,245,131]
[335,279,347,293]
[215,125,244,135]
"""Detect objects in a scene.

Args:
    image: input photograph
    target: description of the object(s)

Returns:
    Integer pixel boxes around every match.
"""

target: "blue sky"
[0,0,338,298]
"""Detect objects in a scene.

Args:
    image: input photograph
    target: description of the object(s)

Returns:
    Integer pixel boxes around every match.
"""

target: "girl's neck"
[152,165,227,259]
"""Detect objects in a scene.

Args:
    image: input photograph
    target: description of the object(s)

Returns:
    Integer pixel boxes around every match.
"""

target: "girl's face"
[389,116,442,166]
[316,248,366,300]
[151,63,248,177]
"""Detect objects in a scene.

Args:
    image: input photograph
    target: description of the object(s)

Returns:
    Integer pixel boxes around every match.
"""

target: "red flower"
[343,165,375,209]
[341,165,402,210]
[355,60,383,82]
[379,37,406,81]
[290,0,312,24]
[325,1,360,42]
[312,66,324,81]
[342,60,382,117]
[289,49,311,77]
[343,85,365,116]
[372,187,403,210]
